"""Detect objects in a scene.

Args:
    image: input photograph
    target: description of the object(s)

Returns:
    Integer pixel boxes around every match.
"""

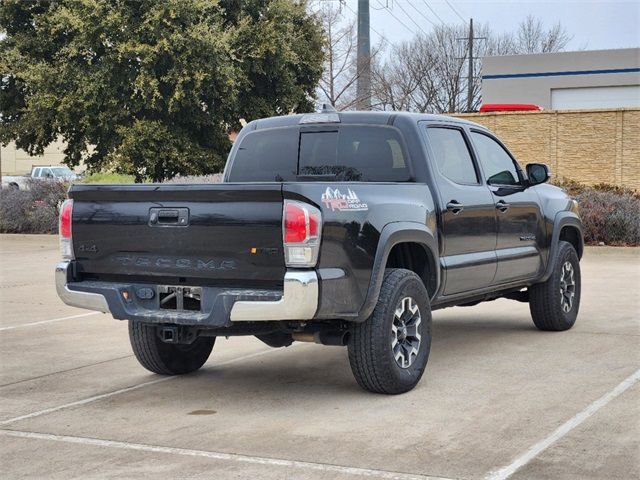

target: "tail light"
[59,199,74,260]
[283,200,322,267]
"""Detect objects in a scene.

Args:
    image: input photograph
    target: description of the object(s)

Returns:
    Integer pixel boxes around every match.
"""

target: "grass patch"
[80,172,137,183]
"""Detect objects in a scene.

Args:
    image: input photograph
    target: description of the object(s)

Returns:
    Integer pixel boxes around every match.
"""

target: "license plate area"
[158,286,202,311]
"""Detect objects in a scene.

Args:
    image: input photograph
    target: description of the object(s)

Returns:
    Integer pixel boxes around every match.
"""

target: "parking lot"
[0,234,638,479]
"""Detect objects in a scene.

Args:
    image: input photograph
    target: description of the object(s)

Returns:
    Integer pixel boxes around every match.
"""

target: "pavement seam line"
[0,355,135,389]
[0,346,295,426]
[0,429,451,480]
[484,368,640,480]
[0,312,101,331]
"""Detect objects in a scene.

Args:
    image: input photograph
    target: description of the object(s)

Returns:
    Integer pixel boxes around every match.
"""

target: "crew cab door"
[424,125,498,295]
[469,130,545,284]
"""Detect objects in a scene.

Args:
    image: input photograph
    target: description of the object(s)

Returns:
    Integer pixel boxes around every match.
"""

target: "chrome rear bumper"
[55,262,110,313]
[55,261,318,322]
[230,271,318,321]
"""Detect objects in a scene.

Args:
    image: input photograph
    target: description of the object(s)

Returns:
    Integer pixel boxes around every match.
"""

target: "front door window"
[470,132,521,186]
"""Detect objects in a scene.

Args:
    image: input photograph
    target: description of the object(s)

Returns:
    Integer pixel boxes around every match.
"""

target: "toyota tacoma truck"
[55,110,583,394]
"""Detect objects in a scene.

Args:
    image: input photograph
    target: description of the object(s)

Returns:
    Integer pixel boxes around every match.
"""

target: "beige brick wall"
[454,108,640,190]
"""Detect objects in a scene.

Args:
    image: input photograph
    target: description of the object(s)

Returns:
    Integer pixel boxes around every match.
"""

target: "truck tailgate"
[68,184,285,287]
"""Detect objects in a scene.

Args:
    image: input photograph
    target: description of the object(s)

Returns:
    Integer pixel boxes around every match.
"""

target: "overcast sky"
[338,0,640,52]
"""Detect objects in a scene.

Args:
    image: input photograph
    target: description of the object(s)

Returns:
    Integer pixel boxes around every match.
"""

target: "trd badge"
[321,187,368,212]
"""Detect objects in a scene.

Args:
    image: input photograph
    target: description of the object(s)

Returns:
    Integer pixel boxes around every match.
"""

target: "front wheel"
[529,241,581,331]
[129,321,215,375]
[348,269,432,394]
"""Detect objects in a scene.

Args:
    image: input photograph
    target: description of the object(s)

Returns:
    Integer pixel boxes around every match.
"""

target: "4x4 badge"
[321,187,368,212]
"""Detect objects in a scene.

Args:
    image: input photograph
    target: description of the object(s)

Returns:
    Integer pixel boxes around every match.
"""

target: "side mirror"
[526,163,550,186]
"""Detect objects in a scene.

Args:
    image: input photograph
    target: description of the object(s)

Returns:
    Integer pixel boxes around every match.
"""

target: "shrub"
[0,179,68,234]
[553,178,640,199]
[575,190,640,246]
[551,178,640,246]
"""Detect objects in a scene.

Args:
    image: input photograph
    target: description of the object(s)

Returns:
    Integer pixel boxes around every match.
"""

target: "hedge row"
[0,179,68,234]
[552,179,640,246]
[1,177,638,246]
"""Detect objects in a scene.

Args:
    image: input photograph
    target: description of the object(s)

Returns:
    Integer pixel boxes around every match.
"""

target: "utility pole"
[356,0,371,110]
[467,18,474,112]
[457,18,485,112]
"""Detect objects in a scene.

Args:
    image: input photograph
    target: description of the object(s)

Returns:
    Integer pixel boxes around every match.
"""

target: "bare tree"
[371,16,572,113]
[514,15,572,53]
[313,2,388,110]
[373,24,475,113]
[371,39,437,112]
[316,4,359,110]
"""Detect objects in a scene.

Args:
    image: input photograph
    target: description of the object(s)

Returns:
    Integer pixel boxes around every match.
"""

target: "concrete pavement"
[0,234,638,479]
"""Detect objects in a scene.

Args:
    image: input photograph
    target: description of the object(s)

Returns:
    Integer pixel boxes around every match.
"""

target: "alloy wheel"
[559,261,576,313]
[391,296,422,368]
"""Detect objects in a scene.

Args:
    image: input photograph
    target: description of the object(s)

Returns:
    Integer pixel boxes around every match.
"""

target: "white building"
[481,48,640,110]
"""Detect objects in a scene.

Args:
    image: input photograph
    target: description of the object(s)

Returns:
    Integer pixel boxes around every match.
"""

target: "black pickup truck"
[56,109,583,394]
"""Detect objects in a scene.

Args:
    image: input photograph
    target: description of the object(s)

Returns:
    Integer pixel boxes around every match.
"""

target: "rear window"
[227,128,299,182]
[227,126,410,182]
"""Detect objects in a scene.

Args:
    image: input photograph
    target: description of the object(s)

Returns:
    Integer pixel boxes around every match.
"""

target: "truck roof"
[251,111,486,131]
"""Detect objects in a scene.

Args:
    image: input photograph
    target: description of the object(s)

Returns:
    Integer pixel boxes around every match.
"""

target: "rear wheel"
[348,269,432,394]
[129,321,215,375]
[529,241,581,331]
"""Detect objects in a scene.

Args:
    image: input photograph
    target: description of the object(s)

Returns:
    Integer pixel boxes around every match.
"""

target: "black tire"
[529,241,581,331]
[128,321,215,375]
[348,268,432,394]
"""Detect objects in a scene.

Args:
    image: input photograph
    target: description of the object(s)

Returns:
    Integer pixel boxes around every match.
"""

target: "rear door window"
[426,127,478,184]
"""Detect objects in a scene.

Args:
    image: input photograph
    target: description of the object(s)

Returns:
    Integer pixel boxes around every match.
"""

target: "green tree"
[0,0,323,181]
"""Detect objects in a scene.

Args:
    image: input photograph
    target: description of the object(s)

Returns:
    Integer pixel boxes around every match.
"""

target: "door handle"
[149,207,189,226]
[496,200,510,212]
[446,200,464,215]
[158,210,180,223]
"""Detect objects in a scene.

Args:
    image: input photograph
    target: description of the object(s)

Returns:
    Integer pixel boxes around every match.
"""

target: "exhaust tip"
[292,330,349,346]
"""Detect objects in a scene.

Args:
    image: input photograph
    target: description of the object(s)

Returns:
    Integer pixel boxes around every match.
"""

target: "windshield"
[50,167,74,177]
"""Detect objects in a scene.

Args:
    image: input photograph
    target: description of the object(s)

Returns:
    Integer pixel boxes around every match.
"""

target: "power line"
[406,0,437,27]
[444,0,466,22]
[370,0,388,10]
[343,2,386,39]
[391,1,429,35]
[373,0,417,36]
[420,0,446,25]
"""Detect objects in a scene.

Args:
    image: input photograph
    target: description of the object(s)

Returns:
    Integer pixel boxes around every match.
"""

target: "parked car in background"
[2,165,79,189]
